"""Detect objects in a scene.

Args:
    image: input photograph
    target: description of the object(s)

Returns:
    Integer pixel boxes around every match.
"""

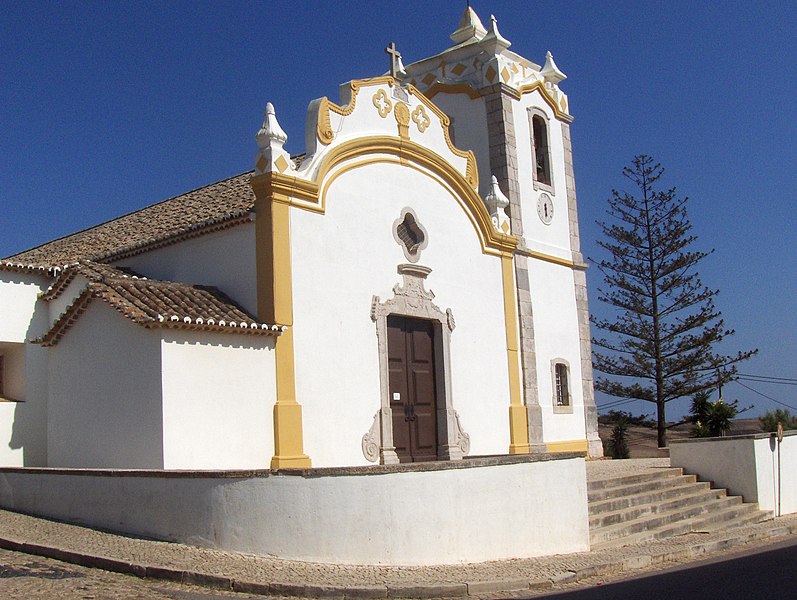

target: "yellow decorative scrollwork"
[411,105,430,133]
[317,98,335,144]
[394,102,410,140]
[372,89,392,118]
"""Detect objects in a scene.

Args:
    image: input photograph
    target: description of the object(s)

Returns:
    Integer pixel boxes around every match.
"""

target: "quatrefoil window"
[393,208,429,263]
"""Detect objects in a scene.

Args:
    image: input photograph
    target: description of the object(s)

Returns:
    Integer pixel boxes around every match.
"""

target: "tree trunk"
[657,400,667,448]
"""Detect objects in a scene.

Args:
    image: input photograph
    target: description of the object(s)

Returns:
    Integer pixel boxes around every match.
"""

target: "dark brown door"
[387,316,438,462]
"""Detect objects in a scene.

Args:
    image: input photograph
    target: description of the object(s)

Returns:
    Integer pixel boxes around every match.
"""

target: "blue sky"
[2,1,794,420]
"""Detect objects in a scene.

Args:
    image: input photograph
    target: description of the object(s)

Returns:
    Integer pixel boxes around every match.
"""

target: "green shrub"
[689,390,740,438]
[607,416,630,459]
[759,409,797,432]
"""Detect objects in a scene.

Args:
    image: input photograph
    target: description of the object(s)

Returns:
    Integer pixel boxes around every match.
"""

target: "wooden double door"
[387,316,439,462]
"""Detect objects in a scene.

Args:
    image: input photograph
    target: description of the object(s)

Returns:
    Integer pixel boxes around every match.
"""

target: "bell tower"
[402,7,602,457]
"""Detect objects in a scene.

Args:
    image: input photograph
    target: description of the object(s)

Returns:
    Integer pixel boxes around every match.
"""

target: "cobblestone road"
[0,548,266,600]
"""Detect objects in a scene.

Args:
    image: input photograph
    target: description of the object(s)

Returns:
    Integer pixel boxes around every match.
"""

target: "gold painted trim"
[256,136,516,255]
[425,80,574,123]
[316,76,399,144]
[252,178,311,468]
[546,439,589,454]
[314,78,479,191]
[317,138,513,254]
[317,99,334,145]
[516,247,577,268]
[501,253,530,454]
[515,81,574,123]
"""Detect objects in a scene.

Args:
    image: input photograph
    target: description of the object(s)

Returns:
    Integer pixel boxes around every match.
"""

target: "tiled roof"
[0,261,58,276]
[7,171,256,268]
[37,262,283,347]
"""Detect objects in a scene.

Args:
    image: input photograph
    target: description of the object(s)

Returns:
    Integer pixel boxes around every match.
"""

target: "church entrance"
[387,315,438,462]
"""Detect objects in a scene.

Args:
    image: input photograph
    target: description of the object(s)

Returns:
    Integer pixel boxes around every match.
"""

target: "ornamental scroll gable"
[300,78,478,191]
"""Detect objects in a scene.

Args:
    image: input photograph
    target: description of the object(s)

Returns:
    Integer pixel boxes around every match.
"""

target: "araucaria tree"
[591,155,756,447]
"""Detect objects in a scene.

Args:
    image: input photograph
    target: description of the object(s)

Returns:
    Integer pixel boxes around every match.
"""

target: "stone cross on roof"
[384,42,406,79]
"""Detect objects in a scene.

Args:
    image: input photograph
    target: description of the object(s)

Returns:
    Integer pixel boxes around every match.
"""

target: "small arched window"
[554,362,570,407]
[532,114,552,186]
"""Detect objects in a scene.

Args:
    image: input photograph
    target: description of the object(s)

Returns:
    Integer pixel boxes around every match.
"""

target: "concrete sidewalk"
[2,460,796,598]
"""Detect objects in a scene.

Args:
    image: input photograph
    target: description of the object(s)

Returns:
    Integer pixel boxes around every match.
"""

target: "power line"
[734,380,797,411]
[737,373,797,383]
[737,376,797,386]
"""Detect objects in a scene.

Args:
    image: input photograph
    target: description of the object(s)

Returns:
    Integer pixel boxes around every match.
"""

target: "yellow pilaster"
[252,175,311,469]
[501,253,530,454]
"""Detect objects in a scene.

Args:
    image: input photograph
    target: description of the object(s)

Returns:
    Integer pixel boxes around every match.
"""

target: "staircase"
[588,465,772,550]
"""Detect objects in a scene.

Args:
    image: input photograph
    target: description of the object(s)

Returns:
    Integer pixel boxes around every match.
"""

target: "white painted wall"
[117,224,258,316]
[0,343,48,467]
[526,259,586,443]
[0,343,25,466]
[0,273,47,343]
[47,301,164,468]
[0,457,589,565]
[428,93,492,198]
[0,272,50,467]
[160,330,276,469]
[291,163,511,466]
[671,433,797,515]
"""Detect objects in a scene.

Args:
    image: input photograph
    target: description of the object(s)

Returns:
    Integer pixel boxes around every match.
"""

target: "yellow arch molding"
[260,136,511,255]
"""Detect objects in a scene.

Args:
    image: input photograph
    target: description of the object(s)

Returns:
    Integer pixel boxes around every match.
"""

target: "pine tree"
[591,155,756,447]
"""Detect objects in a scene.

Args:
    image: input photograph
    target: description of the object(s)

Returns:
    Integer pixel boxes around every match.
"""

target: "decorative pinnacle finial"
[450,4,487,45]
[256,102,287,147]
[479,13,511,54]
[254,102,292,175]
[484,175,511,233]
[540,51,567,85]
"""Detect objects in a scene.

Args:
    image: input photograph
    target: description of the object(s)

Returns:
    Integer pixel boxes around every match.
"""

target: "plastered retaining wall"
[0,454,589,565]
[670,430,797,516]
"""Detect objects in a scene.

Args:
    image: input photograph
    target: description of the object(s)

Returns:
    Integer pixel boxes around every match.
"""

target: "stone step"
[588,473,698,503]
[589,479,714,517]
[589,486,728,529]
[587,467,682,492]
[590,494,744,545]
[591,502,771,550]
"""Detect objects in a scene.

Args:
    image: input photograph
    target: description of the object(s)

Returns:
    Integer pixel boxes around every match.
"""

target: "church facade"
[0,8,601,471]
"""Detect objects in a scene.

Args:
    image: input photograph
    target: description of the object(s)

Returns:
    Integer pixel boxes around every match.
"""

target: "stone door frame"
[363,263,470,464]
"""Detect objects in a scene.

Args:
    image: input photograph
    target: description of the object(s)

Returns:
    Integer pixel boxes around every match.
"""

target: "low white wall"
[0,456,589,565]
[670,431,797,516]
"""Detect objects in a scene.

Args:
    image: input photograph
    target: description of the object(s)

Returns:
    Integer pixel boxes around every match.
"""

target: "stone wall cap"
[0,453,585,480]
[669,429,797,444]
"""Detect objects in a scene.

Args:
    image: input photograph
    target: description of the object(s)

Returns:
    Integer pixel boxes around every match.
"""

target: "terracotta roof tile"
[7,172,256,268]
[36,262,283,346]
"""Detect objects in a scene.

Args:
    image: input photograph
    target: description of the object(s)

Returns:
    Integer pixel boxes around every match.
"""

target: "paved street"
[524,537,797,600]
[0,548,265,600]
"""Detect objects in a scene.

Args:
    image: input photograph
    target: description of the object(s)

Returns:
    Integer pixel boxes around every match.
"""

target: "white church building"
[1,8,601,472]
[0,9,600,564]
